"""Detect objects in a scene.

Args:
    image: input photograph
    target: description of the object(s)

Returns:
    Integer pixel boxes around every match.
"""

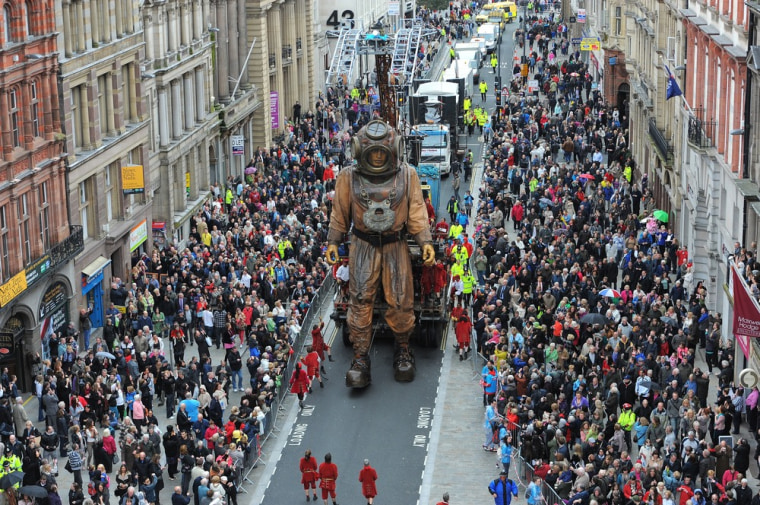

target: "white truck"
[414,124,452,176]
[443,60,474,98]
[477,23,498,54]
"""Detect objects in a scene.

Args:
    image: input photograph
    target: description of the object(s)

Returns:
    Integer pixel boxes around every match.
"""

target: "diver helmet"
[350,120,402,176]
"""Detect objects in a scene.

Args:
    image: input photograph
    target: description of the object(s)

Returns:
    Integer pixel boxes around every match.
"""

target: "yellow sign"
[580,38,600,51]
[0,271,27,307]
[122,165,145,194]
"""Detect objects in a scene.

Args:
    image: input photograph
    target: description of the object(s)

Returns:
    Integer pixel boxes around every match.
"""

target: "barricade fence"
[240,276,336,485]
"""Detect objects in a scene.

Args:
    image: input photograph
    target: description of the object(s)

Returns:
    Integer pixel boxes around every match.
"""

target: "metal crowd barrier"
[239,276,336,487]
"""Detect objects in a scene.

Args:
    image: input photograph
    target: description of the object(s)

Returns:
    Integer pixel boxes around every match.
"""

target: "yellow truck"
[490,1,517,22]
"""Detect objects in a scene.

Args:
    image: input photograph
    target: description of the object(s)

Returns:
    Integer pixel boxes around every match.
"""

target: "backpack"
[87,482,97,496]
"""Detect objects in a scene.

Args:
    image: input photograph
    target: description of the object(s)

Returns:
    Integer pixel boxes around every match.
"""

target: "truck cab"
[414,124,451,176]
[477,24,497,54]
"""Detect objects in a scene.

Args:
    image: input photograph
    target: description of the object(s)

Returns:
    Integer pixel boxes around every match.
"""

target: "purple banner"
[270,91,279,129]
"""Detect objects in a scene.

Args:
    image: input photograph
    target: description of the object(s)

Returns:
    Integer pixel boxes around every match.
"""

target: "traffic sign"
[571,37,582,45]
[580,37,600,51]
[569,16,576,23]
[501,86,508,94]
[577,8,586,22]
[527,79,539,93]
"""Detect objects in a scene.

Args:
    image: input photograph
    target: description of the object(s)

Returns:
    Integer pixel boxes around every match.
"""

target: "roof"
[415,81,460,97]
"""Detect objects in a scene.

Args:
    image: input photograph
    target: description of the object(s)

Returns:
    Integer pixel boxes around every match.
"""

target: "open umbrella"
[579,173,595,180]
[96,351,115,360]
[599,288,622,298]
[18,486,48,498]
[540,198,554,207]
[0,471,23,490]
[653,210,669,223]
[569,72,580,77]
[580,313,610,326]
[660,316,679,327]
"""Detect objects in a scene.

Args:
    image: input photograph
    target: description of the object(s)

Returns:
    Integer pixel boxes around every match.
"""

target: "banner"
[121,165,145,194]
[731,265,760,359]
[270,91,280,130]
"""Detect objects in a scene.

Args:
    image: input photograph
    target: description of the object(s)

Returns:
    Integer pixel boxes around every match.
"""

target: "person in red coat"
[289,362,311,409]
[311,320,333,372]
[455,314,472,361]
[299,450,319,501]
[433,260,448,295]
[302,346,323,390]
[358,459,378,505]
[318,453,339,505]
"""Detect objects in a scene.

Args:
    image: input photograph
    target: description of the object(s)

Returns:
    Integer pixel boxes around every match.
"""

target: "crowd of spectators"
[432,5,760,505]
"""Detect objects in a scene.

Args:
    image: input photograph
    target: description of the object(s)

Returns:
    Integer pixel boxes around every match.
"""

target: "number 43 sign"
[326,9,355,28]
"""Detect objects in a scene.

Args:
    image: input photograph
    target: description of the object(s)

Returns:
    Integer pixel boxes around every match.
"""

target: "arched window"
[3,4,13,44]
[25,1,33,37]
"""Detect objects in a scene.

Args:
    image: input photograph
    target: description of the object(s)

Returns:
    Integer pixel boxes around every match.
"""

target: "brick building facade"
[0,0,83,390]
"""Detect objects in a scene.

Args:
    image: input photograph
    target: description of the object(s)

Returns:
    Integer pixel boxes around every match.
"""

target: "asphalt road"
[259,331,443,505]
[436,20,519,218]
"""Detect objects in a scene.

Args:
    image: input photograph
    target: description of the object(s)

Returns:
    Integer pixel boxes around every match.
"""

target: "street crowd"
[432,4,760,505]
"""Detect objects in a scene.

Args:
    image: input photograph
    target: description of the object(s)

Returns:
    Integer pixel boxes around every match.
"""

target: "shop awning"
[82,256,112,279]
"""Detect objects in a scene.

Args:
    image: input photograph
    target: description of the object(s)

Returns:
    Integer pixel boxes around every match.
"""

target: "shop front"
[81,257,112,330]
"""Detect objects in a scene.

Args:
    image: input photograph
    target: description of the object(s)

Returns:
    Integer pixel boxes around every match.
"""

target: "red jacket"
[358,466,378,498]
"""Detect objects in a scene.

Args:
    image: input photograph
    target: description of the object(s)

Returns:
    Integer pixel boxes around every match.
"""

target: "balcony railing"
[268,53,276,68]
[648,118,673,159]
[50,225,84,268]
[296,38,302,51]
[282,45,292,59]
[687,107,716,149]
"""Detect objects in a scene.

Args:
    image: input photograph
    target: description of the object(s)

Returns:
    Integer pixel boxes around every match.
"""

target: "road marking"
[23,396,33,406]
[326,326,338,347]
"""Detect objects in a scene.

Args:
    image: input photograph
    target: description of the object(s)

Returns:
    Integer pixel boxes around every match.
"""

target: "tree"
[418,0,450,11]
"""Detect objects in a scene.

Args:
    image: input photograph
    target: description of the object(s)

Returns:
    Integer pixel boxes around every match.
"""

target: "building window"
[17,193,31,265]
[0,206,8,282]
[4,4,13,44]
[24,1,31,37]
[97,73,112,137]
[38,181,49,251]
[79,179,93,240]
[9,89,20,147]
[615,7,621,35]
[122,64,135,123]
[30,81,40,137]
[105,162,121,221]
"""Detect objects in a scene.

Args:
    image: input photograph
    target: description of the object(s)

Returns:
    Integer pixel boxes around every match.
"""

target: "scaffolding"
[325,27,363,88]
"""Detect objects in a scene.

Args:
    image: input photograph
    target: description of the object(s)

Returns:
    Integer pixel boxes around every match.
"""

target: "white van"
[477,24,497,54]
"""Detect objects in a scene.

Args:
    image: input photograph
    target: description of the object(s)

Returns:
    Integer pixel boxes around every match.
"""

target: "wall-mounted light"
[731,129,746,136]
[25,54,44,60]
[141,73,156,80]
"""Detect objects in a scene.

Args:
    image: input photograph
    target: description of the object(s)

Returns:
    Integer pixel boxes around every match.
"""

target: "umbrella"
[580,313,610,326]
[244,166,257,175]
[599,288,622,298]
[660,316,679,327]
[579,173,595,180]
[553,228,568,236]
[569,72,580,77]
[653,210,669,222]
[18,486,48,498]
[0,471,23,490]
[96,351,115,360]
[540,198,554,207]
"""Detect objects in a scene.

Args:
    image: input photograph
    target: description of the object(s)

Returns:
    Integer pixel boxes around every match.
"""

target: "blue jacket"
[489,477,518,505]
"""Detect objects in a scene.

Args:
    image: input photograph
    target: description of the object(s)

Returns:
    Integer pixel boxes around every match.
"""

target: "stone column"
[237,0,248,88]
[195,66,205,122]
[183,73,195,129]
[303,0,315,107]
[216,0,230,100]
[171,80,182,138]
[115,0,123,35]
[246,4,271,148]
[62,2,73,56]
[227,0,239,96]
[284,0,298,112]
[158,86,169,146]
[75,1,85,50]
[90,0,100,44]
[144,10,155,61]
[268,4,284,130]
[193,0,202,40]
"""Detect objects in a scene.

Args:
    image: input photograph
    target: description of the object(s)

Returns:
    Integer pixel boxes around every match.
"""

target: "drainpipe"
[742,10,756,248]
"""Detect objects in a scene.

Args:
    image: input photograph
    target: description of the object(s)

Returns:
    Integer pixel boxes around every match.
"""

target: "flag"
[664,64,682,100]
[731,265,760,359]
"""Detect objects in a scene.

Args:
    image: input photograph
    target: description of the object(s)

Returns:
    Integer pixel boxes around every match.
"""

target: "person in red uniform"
[455,313,472,361]
[318,453,339,505]
[358,459,378,505]
[302,346,323,390]
[436,492,450,505]
[311,320,333,374]
[425,197,436,226]
[433,260,448,297]
[435,218,449,242]
[299,450,319,501]
[289,362,311,409]
[420,265,435,303]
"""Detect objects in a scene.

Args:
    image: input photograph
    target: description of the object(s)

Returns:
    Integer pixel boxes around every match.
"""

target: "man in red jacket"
[358,459,378,505]
[318,453,339,505]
